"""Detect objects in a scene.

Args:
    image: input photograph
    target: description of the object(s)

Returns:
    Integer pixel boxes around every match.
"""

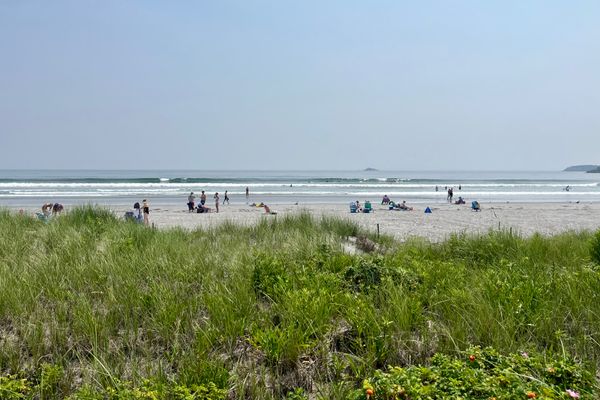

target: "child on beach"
[214,192,220,213]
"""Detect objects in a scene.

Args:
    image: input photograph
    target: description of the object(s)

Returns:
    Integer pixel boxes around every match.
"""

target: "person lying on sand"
[264,204,277,215]
[397,200,413,211]
[196,204,211,213]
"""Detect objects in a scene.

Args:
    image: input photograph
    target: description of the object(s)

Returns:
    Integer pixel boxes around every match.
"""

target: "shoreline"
[6,201,600,242]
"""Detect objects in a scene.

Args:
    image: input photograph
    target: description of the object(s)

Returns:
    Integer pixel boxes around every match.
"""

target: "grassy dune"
[0,207,599,399]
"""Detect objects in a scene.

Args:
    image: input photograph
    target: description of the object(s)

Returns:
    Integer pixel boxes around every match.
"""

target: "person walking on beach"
[214,192,220,213]
[447,188,454,203]
[223,190,230,205]
[200,191,206,206]
[142,199,150,225]
[245,187,249,204]
[187,192,196,212]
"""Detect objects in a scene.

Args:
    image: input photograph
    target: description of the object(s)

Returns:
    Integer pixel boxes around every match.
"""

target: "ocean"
[0,170,599,207]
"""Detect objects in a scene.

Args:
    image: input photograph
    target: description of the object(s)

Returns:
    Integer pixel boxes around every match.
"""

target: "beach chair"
[349,202,358,213]
[471,201,481,211]
[363,201,373,213]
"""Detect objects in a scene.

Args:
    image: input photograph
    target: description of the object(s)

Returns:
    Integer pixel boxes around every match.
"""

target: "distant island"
[564,165,599,172]
[364,168,379,171]
[589,167,600,173]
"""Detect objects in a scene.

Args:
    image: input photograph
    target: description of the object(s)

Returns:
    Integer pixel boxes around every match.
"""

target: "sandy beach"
[77,201,600,242]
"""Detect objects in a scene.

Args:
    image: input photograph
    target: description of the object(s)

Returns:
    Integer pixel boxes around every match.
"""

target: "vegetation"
[0,206,599,398]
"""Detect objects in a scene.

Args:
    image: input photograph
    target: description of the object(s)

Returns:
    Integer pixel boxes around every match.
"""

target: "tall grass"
[0,206,598,398]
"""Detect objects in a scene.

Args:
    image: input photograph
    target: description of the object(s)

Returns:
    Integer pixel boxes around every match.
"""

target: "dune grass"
[0,206,598,398]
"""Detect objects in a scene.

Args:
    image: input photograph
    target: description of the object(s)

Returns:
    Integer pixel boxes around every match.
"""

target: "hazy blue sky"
[1,1,599,170]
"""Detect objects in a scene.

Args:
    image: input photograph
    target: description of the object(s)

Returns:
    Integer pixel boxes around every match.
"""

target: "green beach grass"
[0,206,599,399]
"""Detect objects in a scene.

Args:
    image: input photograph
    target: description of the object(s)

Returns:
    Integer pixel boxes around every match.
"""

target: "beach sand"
[96,202,600,242]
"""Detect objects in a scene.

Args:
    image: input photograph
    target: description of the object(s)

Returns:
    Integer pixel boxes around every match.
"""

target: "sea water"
[0,170,599,207]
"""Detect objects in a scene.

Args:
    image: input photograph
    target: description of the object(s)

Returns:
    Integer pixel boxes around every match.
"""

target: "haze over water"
[1,170,598,207]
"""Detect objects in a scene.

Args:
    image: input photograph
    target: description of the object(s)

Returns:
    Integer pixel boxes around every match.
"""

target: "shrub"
[350,347,597,399]
[590,230,600,264]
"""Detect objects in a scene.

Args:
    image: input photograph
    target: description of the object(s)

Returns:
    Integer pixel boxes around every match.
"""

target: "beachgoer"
[42,203,53,216]
[223,190,230,205]
[398,200,413,211]
[459,184,462,191]
[447,188,454,202]
[187,192,196,212]
[245,187,249,204]
[381,195,390,205]
[214,192,220,213]
[355,200,361,212]
[264,204,276,214]
[196,204,210,213]
[435,185,439,192]
[455,196,466,205]
[133,202,142,222]
[142,199,150,225]
[52,203,64,215]
[200,191,206,206]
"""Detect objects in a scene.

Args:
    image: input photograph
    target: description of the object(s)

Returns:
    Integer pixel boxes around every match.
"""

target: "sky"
[1,1,599,171]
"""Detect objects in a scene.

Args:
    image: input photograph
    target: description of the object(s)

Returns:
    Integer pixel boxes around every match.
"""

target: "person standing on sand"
[200,191,206,206]
[223,190,230,205]
[214,192,220,213]
[142,199,150,225]
[245,187,249,204]
[187,192,196,212]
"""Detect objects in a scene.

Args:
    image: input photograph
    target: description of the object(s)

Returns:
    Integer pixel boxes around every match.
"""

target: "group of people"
[36,202,64,221]
[41,202,64,216]
[187,190,229,214]
[381,195,414,211]
[127,199,150,225]
[186,187,253,214]
[350,200,374,213]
